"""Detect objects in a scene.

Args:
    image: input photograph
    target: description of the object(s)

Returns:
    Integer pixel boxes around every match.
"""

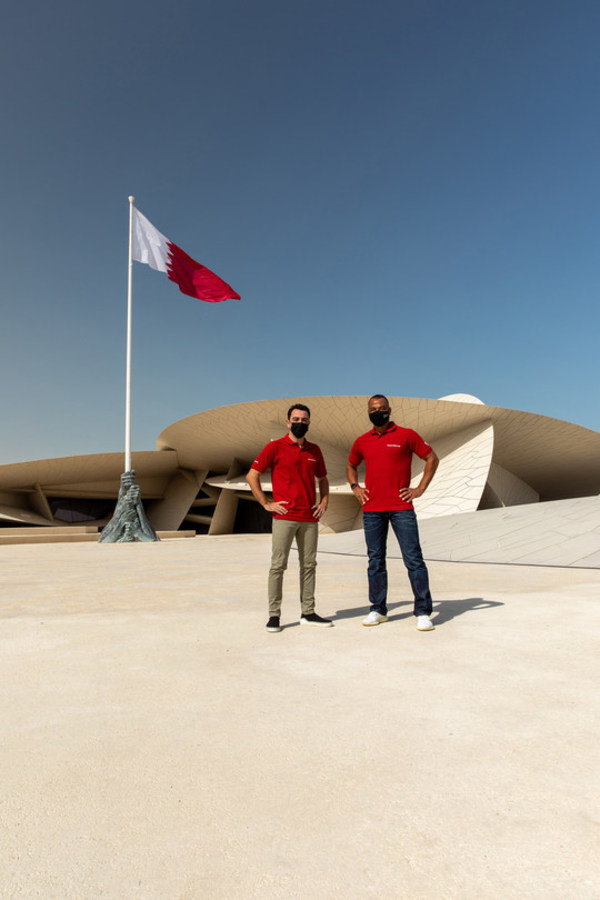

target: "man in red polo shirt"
[246,403,332,633]
[346,394,439,631]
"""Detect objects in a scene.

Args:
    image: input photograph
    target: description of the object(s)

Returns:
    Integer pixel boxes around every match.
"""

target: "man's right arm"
[246,467,289,515]
[346,461,369,506]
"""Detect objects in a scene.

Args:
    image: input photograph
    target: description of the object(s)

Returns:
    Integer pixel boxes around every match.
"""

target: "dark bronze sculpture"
[99,470,159,543]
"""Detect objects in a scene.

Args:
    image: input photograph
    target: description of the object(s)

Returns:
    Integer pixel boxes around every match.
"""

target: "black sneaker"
[300,612,333,627]
[266,616,281,632]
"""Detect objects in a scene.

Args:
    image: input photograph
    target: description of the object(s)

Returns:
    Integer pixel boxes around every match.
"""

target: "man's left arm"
[399,451,439,503]
[312,476,329,520]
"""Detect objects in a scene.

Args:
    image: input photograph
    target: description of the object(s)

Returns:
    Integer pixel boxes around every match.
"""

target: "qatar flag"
[132,207,240,302]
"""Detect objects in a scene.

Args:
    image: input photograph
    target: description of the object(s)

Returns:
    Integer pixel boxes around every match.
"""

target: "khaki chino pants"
[268,518,319,617]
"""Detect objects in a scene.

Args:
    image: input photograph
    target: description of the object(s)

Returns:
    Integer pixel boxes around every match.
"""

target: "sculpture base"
[99,470,159,543]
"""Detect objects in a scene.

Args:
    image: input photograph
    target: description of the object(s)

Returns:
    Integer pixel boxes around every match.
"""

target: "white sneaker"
[362,611,388,626]
[417,615,435,631]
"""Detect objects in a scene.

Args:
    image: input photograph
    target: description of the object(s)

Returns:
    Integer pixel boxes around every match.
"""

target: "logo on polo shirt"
[387,443,403,448]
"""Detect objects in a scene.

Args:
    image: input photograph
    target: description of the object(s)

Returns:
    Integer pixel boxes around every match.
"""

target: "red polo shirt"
[251,435,327,522]
[348,422,432,512]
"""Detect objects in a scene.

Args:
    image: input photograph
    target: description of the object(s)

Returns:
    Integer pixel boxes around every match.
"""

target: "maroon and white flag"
[132,207,240,302]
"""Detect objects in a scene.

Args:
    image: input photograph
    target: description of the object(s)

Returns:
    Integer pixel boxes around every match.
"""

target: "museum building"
[1,394,599,541]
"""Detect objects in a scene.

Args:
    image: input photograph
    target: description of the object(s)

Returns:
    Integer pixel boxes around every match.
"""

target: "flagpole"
[125,195,134,473]
[98,196,159,543]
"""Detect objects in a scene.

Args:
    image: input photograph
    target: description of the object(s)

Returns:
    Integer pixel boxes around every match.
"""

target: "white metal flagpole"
[98,195,159,542]
[125,195,135,473]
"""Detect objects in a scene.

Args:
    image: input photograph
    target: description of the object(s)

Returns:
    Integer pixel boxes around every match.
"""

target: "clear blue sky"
[1,0,599,464]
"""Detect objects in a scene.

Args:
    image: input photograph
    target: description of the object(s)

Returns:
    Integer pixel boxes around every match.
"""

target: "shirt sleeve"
[314,446,327,479]
[408,430,433,460]
[348,438,363,468]
[251,442,275,473]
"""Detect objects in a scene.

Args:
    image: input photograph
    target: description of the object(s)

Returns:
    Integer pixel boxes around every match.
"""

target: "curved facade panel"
[411,421,495,519]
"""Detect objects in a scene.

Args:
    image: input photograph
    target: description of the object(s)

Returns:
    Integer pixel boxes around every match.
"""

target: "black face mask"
[369,410,390,428]
[290,422,309,438]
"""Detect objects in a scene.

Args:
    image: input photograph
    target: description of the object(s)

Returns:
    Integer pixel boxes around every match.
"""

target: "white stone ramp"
[318,496,600,568]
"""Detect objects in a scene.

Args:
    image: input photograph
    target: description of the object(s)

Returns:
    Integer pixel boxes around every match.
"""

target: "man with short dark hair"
[346,394,439,631]
[246,403,332,632]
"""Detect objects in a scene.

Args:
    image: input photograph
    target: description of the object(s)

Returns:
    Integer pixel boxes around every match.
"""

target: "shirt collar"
[369,421,397,436]
[284,433,308,448]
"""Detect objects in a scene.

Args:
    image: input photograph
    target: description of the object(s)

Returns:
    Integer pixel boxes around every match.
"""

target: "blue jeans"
[363,510,432,617]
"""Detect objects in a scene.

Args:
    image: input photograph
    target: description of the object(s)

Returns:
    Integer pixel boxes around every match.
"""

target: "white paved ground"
[1,536,598,899]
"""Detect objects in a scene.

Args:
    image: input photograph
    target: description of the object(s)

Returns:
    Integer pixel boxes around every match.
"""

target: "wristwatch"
[350,483,359,489]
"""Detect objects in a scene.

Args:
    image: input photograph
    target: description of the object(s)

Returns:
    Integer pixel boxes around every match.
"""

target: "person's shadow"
[429,597,503,626]
[334,596,503,626]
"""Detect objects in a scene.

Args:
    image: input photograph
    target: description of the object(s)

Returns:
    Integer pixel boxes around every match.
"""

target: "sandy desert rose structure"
[1,394,599,564]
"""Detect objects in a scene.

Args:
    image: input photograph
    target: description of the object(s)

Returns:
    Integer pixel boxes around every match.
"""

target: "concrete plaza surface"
[1,536,598,899]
